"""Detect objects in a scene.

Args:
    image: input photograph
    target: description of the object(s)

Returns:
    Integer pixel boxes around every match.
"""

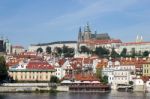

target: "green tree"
[61,45,75,57]
[94,47,109,58]
[46,46,51,54]
[0,56,8,81]
[96,68,102,80]
[62,45,68,54]
[101,75,108,84]
[110,48,120,58]
[50,76,60,83]
[131,48,136,58]
[80,46,90,54]
[120,48,127,57]
[143,51,149,57]
[37,47,43,53]
[55,47,62,56]
[64,48,75,57]
[129,81,134,85]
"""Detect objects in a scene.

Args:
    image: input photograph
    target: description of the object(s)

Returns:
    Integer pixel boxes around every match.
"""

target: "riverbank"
[0,83,112,93]
[0,83,69,93]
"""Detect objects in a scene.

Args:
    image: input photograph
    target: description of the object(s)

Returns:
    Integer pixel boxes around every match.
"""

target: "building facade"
[143,61,150,76]
[28,41,77,53]
[119,35,150,54]
[12,46,25,54]
[9,59,56,82]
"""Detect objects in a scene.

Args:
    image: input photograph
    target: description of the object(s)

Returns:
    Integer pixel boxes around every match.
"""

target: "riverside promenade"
[0,83,69,92]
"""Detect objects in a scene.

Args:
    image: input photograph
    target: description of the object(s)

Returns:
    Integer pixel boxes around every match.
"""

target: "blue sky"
[0,0,150,47]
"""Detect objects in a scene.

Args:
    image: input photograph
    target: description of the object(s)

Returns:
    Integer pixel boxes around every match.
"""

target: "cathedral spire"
[79,26,82,33]
[78,27,82,42]
[84,22,91,32]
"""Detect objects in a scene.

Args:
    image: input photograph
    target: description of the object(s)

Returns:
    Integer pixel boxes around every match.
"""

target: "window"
[15,75,17,80]
[144,70,146,73]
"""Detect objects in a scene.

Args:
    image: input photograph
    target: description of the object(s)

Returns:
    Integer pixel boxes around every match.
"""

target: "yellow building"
[143,61,150,76]
[9,59,56,82]
[9,70,55,82]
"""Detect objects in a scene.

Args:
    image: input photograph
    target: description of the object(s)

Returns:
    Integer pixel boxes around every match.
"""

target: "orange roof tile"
[74,73,99,81]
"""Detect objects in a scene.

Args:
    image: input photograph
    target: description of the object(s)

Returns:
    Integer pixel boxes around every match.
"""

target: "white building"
[12,46,24,54]
[92,59,100,73]
[113,69,131,85]
[119,35,150,54]
[28,41,77,52]
[5,39,12,54]
[54,62,66,80]
[102,60,136,85]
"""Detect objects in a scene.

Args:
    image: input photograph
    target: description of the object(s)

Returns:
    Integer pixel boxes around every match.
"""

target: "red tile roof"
[7,58,22,67]
[15,52,38,58]
[12,46,24,49]
[26,59,54,70]
[122,42,150,46]
[74,73,99,81]
[120,58,147,66]
[96,60,108,69]
[58,59,66,66]
[80,39,122,45]
[141,76,150,83]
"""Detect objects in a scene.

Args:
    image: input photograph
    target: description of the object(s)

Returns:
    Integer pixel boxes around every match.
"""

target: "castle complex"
[78,23,111,42]
[27,23,150,56]
[77,23,122,51]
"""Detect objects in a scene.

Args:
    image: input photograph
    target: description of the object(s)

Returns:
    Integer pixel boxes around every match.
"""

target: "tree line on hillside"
[37,45,74,58]
[79,46,149,58]
[36,45,150,58]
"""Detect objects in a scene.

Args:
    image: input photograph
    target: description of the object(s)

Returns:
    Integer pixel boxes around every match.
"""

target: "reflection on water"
[0,91,150,99]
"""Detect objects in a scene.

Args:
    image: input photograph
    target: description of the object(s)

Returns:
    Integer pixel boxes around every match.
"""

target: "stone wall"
[0,83,69,92]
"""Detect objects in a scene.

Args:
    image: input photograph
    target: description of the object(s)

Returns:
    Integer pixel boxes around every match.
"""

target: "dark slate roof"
[31,41,77,46]
[95,33,110,40]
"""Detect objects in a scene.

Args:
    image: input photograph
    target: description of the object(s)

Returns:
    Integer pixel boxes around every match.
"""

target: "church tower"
[136,35,139,42]
[140,35,143,42]
[78,27,82,42]
[136,34,143,42]
[83,23,91,41]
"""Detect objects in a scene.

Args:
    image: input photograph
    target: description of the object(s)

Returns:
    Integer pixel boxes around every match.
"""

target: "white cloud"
[40,0,139,28]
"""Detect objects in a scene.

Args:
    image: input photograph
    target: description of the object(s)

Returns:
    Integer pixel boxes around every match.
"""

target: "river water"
[0,91,150,99]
